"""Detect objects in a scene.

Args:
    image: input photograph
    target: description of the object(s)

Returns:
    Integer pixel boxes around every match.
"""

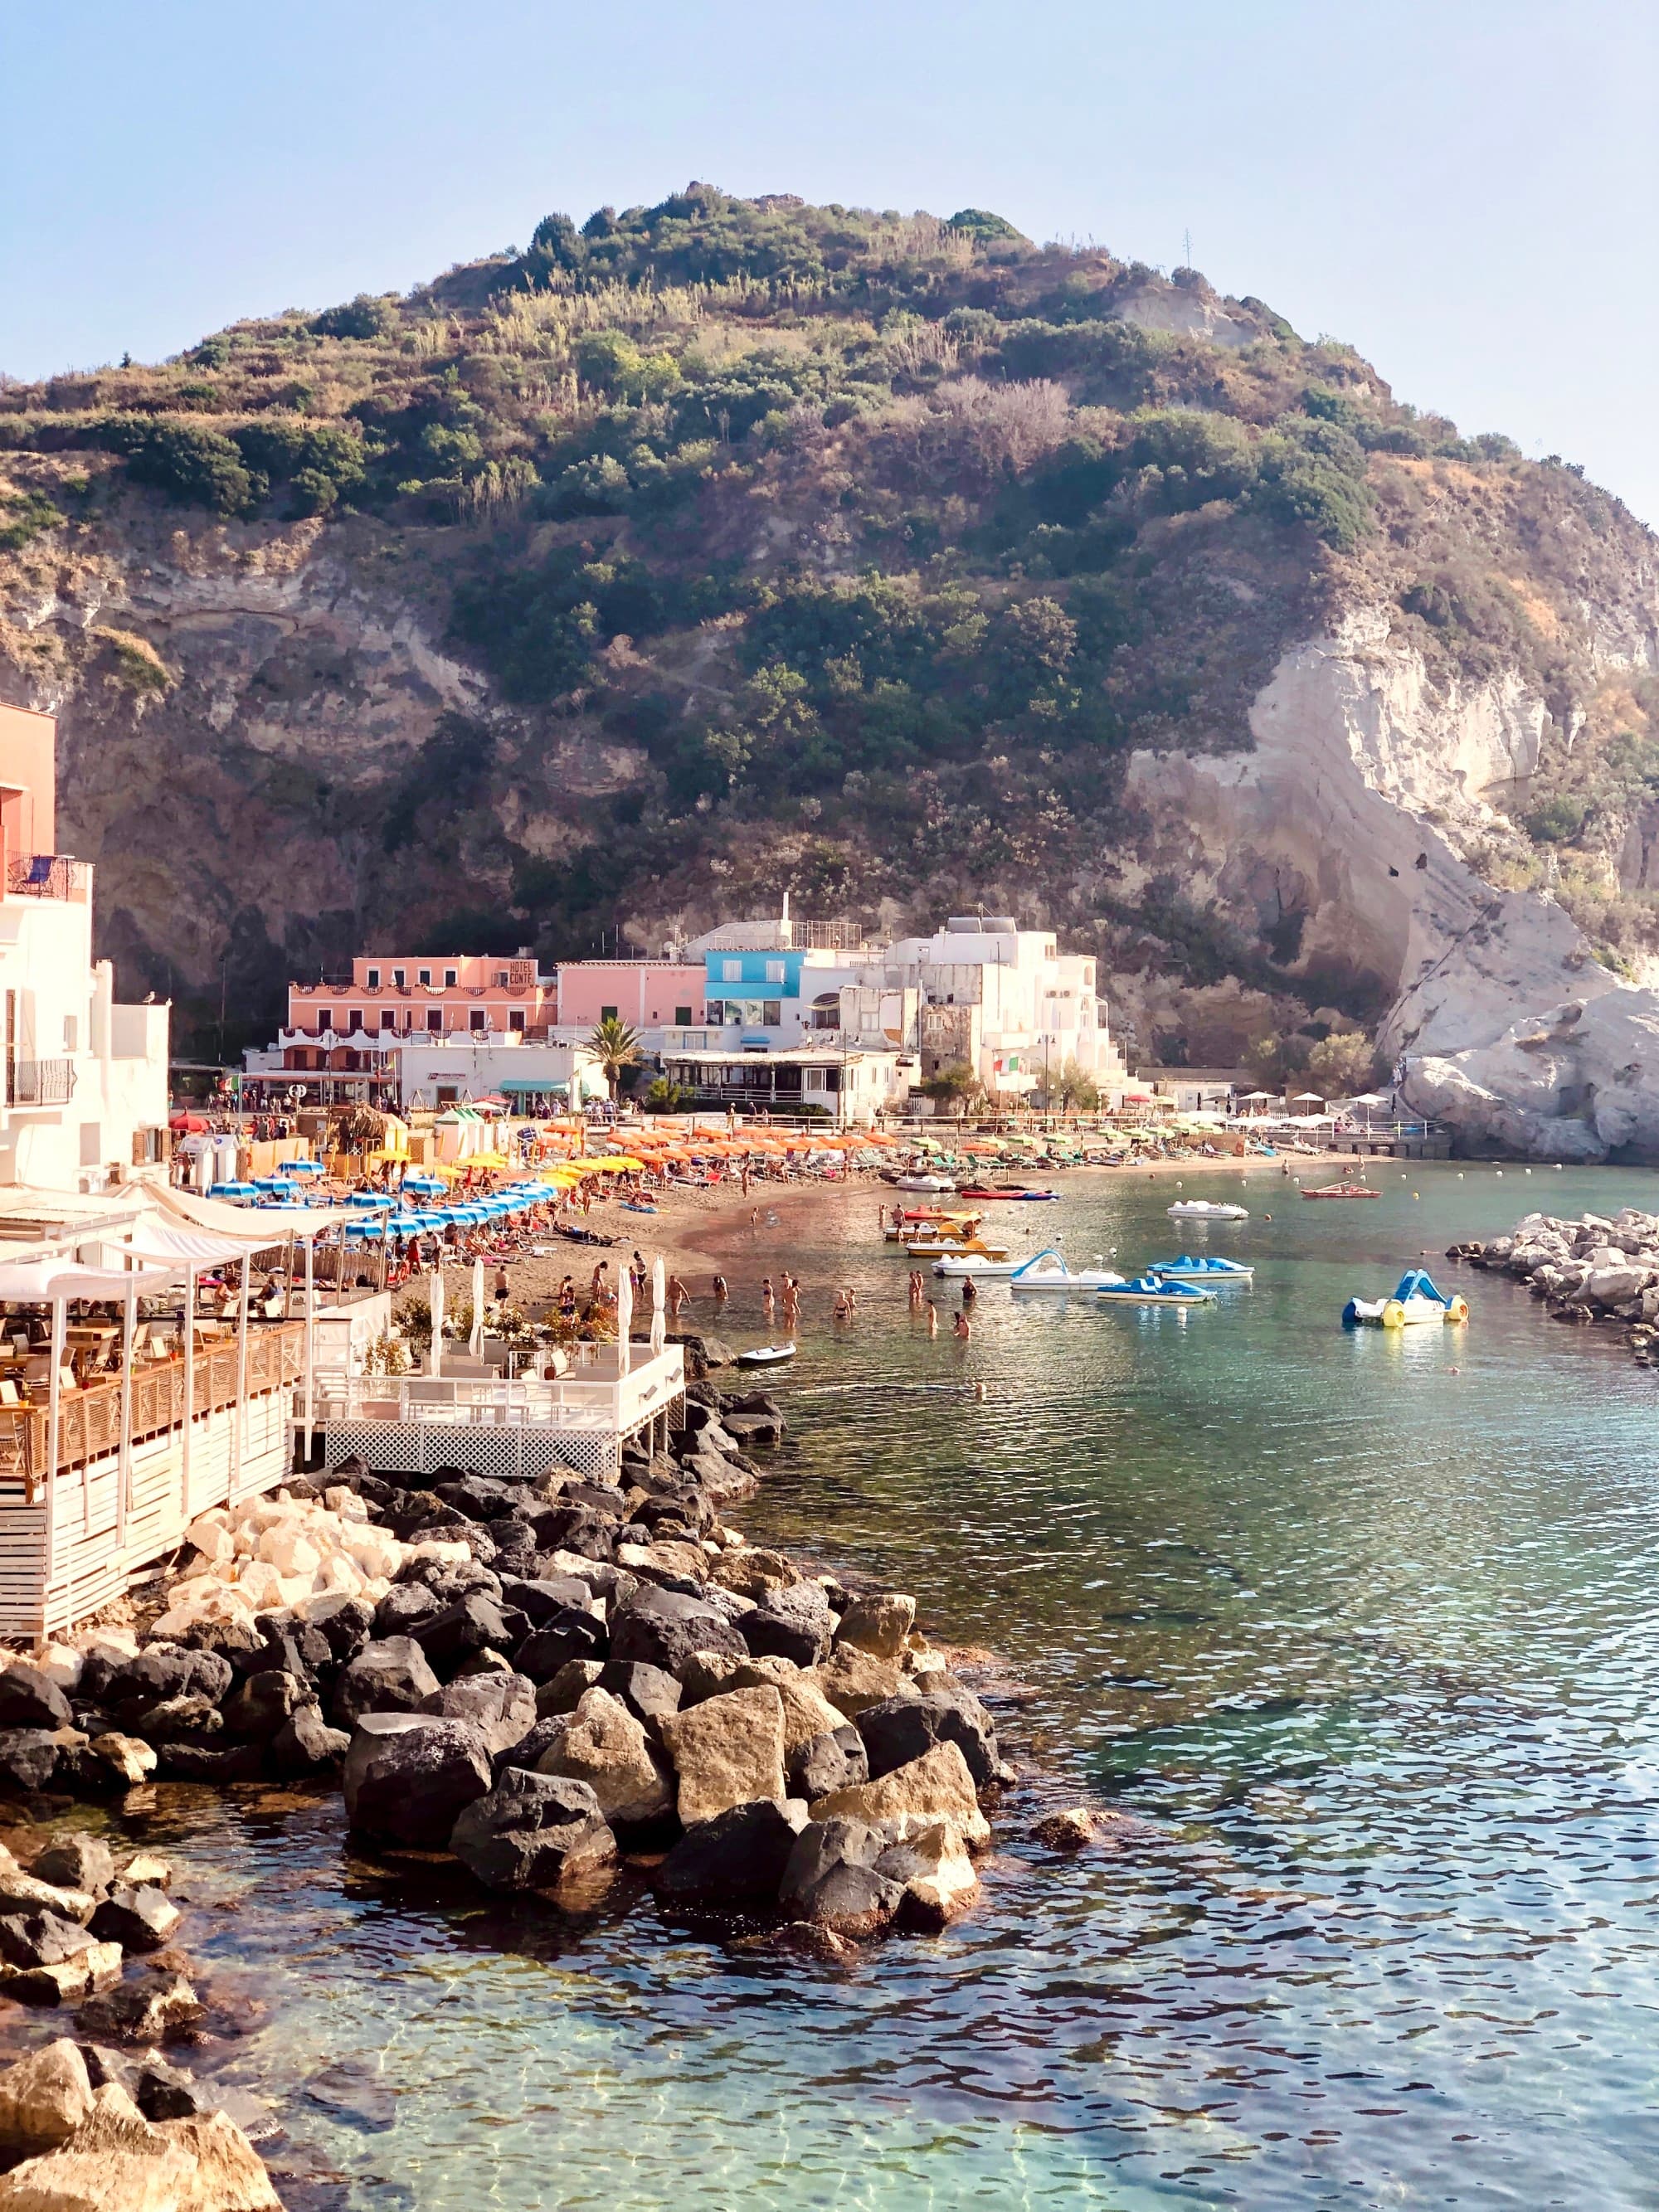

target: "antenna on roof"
[1182,227,1192,270]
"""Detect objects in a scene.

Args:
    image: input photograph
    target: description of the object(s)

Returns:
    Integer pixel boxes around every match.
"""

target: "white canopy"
[153,1184,354,1242]
[118,1218,267,1270]
[0,1257,175,1301]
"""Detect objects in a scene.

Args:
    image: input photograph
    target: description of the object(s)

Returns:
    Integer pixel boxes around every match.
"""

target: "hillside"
[2,184,1657,1149]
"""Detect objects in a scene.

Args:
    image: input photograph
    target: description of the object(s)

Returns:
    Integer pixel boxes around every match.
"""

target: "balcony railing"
[7,855,92,903]
[7,1058,75,1106]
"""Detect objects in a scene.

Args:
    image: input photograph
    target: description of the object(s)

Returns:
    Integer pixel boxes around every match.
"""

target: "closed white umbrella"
[469,1256,485,1360]
[650,1257,666,1354]
[616,1259,633,1375]
[429,1270,445,1378]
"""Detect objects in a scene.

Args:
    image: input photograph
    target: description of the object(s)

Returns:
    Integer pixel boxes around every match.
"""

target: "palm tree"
[586,1014,644,1101]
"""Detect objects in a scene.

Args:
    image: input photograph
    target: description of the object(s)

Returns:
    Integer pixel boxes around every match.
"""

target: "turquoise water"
[17,1163,1659,2210]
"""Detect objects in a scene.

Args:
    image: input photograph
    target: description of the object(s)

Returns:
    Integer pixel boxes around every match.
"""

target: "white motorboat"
[735,1342,797,1366]
[893,1172,956,1192]
[1166,1199,1248,1220]
[1008,1249,1126,1291]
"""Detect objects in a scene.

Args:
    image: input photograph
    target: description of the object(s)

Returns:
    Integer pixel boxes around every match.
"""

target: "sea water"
[24,1163,1659,2210]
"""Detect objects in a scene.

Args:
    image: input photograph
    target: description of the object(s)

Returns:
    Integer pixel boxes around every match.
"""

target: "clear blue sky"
[4,0,1655,520]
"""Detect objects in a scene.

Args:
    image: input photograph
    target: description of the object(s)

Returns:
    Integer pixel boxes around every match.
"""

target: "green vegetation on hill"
[0,182,1650,1053]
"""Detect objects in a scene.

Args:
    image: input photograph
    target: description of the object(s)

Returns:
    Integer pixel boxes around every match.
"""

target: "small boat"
[1146,1255,1254,1281]
[884,1210,980,1241]
[1302,1179,1382,1200]
[1008,1250,1126,1291]
[931,1252,1031,1278]
[956,1184,1058,1202]
[1096,1274,1217,1306]
[907,1237,1011,1260]
[893,1173,956,1193]
[1342,1268,1469,1329]
[1166,1199,1248,1220]
[735,1342,797,1367]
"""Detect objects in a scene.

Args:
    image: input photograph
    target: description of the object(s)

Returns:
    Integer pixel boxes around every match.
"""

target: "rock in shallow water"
[659,1685,786,1826]
[534,1688,673,1827]
[342,1714,494,1848]
[450,1769,616,1892]
[654,1797,809,1908]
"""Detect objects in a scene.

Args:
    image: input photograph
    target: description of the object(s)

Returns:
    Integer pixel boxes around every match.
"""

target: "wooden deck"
[0,1325,307,1639]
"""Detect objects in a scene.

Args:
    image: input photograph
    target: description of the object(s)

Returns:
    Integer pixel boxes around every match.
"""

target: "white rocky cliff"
[1126,603,1659,1159]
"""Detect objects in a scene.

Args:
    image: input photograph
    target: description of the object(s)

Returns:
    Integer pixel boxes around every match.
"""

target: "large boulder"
[450,1770,616,1892]
[75,1969,203,2044]
[0,2039,95,2155]
[269,1703,349,1775]
[512,1608,607,1685]
[0,1667,72,1732]
[738,1582,834,1668]
[834,1592,915,1661]
[778,1818,902,1940]
[372,1583,443,1638]
[0,1910,100,1971]
[0,2086,280,2211]
[654,1797,808,1908]
[533,1689,673,1826]
[810,1742,990,1850]
[342,1714,493,1848]
[599,1660,682,1743]
[418,1672,537,1756]
[411,1595,529,1672]
[109,1646,232,1715]
[220,1670,309,1741]
[89,1885,181,1954]
[790,1725,868,1802]
[658,1685,786,1826]
[0,1862,95,1923]
[0,1732,66,1794]
[330,1638,440,1728]
[609,1587,747,1680]
[804,1647,916,1718]
[31,1838,114,1897]
[727,1659,846,1753]
[855,1686,1000,1789]
[498,1575,602,1626]
[875,1817,980,1930]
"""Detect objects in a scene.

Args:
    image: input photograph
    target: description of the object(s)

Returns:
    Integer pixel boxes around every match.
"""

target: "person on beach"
[590,1262,607,1301]
[712,1273,728,1303]
[781,1277,800,1328]
[908,1270,924,1309]
[494,1266,509,1302]
[668,1274,688,1320]
[762,1276,776,1320]
[834,1288,852,1321]
[953,1311,971,1339]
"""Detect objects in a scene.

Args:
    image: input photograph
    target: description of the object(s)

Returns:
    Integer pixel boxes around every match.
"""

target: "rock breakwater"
[1449,1205,1659,1367]
[0,1373,1014,1969]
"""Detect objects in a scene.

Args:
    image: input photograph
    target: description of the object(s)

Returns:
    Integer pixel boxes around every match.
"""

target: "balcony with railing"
[5,855,92,904]
[7,1057,75,1107]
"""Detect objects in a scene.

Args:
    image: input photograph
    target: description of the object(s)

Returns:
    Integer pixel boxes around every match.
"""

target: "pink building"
[552,960,705,1031]
[286,954,557,1043]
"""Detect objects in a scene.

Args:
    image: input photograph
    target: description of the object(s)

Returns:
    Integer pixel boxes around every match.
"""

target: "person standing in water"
[908,1269,924,1309]
[927,1302,939,1337]
[961,1275,977,1309]
[711,1273,728,1303]
[761,1276,776,1321]
[953,1311,971,1339]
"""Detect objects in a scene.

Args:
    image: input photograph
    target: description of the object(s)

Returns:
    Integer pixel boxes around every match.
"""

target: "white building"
[246,1033,606,1113]
[0,705,170,1193]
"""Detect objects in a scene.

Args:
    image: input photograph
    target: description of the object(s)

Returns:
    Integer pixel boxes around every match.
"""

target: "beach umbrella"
[428,1271,445,1377]
[470,1256,485,1359]
[209,1182,258,1200]
[616,1262,633,1376]
[650,1257,665,1354]
[286,1159,325,1177]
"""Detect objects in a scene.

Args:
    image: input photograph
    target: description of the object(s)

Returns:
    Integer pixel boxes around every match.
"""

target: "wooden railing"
[0,1323,307,1491]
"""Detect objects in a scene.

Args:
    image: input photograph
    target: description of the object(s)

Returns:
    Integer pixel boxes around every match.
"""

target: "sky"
[3,0,1656,521]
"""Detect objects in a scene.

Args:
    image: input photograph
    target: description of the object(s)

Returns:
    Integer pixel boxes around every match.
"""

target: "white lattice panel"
[320,1422,618,1481]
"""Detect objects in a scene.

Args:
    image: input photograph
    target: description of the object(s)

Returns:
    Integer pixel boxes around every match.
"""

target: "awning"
[0,1257,176,1300]
[119,1218,280,1269]
[153,1184,350,1242]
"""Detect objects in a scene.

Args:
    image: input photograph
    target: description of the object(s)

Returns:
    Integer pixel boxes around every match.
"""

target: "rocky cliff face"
[2,187,1657,1143]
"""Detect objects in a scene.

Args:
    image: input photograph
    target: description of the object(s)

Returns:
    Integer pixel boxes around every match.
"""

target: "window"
[380,1009,395,1031]
[444,969,458,988]
[417,969,431,987]
[705,1001,724,1025]
[675,1006,692,1026]
[427,1009,442,1033]
[78,1123,102,1168]
[804,1067,827,1091]
[509,1009,525,1033]
[495,970,509,986]
[318,1009,334,1033]
[722,960,742,983]
[762,1000,782,1026]
[62,1015,77,1053]
[765,959,785,984]
[366,969,380,989]
[392,968,406,988]
[601,1004,618,1021]
[348,1009,363,1032]
[470,1009,486,1032]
